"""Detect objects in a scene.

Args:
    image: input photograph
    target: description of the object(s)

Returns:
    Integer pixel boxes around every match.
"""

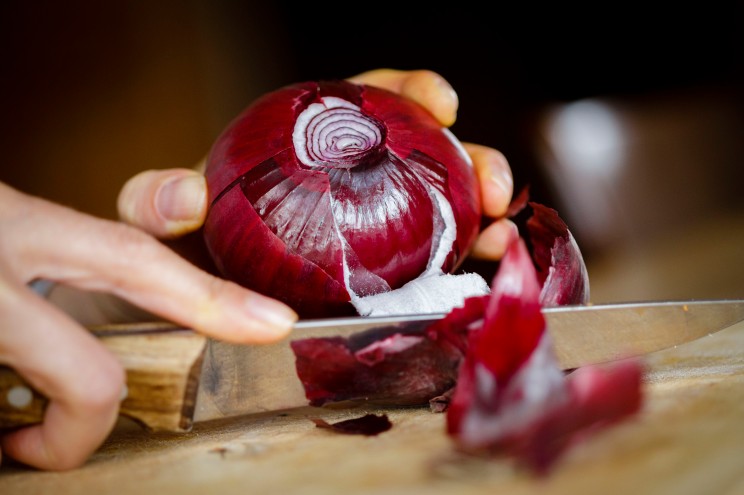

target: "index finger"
[15,198,297,345]
[71,222,298,345]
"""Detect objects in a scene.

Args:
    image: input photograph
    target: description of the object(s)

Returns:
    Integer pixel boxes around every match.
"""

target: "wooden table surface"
[2,321,743,495]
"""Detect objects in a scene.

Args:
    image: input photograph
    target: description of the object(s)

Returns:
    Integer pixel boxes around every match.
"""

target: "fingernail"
[433,73,457,100]
[491,168,513,195]
[433,75,458,126]
[506,219,520,242]
[156,175,206,222]
[244,293,298,335]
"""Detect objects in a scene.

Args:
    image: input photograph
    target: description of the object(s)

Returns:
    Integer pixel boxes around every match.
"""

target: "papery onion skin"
[504,188,590,307]
[445,238,642,475]
[203,80,481,317]
[311,414,392,436]
[291,322,463,406]
[526,202,590,307]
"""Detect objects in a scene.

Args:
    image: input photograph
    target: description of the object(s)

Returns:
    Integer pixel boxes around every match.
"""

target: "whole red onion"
[203,80,482,318]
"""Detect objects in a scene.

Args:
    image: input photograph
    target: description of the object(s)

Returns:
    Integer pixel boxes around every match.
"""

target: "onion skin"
[445,238,642,475]
[292,322,462,407]
[203,80,481,317]
[505,188,590,307]
[527,202,590,307]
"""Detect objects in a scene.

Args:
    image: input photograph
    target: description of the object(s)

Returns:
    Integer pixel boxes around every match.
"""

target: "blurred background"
[1,1,743,303]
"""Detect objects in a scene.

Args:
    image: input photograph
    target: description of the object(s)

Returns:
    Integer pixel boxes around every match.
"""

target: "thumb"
[118,169,207,238]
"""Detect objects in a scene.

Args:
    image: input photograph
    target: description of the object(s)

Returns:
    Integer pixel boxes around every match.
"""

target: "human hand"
[0,182,297,471]
[118,69,515,259]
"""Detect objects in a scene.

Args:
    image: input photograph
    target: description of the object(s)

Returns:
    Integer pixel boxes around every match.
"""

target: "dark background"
[275,2,744,201]
[2,1,743,301]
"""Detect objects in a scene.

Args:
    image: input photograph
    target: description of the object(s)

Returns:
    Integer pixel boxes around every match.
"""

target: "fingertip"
[401,70,459,127]
[188,279,298,346]
[238,291,298,344]
[465,143,514,218]
[470,219,519,260]
[346,68,403,88]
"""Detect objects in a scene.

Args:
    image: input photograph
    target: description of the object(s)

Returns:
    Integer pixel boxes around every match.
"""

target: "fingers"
[0,284,125,470]
[0,176,297,472]
[348,69,459,127]
[464,143,514,219]
[91,225,296,344]
[4,184,297,344]
[117,169,207,238]
[470,219,519,260]
[462,143,515,261]
[26,203,296,344]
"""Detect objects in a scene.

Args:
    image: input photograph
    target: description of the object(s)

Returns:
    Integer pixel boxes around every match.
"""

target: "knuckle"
[203,274,232,309]
[104,222,165,265]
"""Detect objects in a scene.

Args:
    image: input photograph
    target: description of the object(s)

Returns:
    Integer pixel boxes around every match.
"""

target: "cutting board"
[1,321,743,495]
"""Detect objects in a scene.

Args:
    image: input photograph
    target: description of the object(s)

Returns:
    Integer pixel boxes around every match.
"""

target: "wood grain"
[1,321,741,495]
[0,324,207,433]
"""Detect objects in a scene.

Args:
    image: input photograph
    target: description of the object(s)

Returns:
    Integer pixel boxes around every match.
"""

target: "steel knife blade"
[192,299,744,423]
[1,299,743,432]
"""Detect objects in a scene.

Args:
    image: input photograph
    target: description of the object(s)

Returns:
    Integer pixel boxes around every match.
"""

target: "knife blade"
[1,299,743,432]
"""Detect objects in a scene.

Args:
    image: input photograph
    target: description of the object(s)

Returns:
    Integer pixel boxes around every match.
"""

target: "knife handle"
[0,323,207,433]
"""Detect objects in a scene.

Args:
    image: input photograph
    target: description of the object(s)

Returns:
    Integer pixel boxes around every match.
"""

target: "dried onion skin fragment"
[526,202,590,307]
[291,321,463,407]
[446,237,642,475]
[311,413,392,436]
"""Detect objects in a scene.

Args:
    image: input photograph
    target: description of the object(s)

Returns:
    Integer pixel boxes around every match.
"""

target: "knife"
[1,299,742,433]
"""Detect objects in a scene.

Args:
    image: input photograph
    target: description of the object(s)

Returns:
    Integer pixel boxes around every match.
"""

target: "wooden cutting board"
[1,321,743,495]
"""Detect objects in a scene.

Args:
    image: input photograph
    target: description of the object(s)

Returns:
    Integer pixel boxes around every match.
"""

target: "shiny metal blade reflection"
[194,299,744,422]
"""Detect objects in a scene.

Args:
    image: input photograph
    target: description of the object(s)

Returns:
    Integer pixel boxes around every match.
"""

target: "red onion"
[289,200,591,409]
[203,80,482,317]
[291,236,640,475]
[446,238,642,475]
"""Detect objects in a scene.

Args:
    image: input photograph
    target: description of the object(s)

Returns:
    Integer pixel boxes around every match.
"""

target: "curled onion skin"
[204,80,481,317]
